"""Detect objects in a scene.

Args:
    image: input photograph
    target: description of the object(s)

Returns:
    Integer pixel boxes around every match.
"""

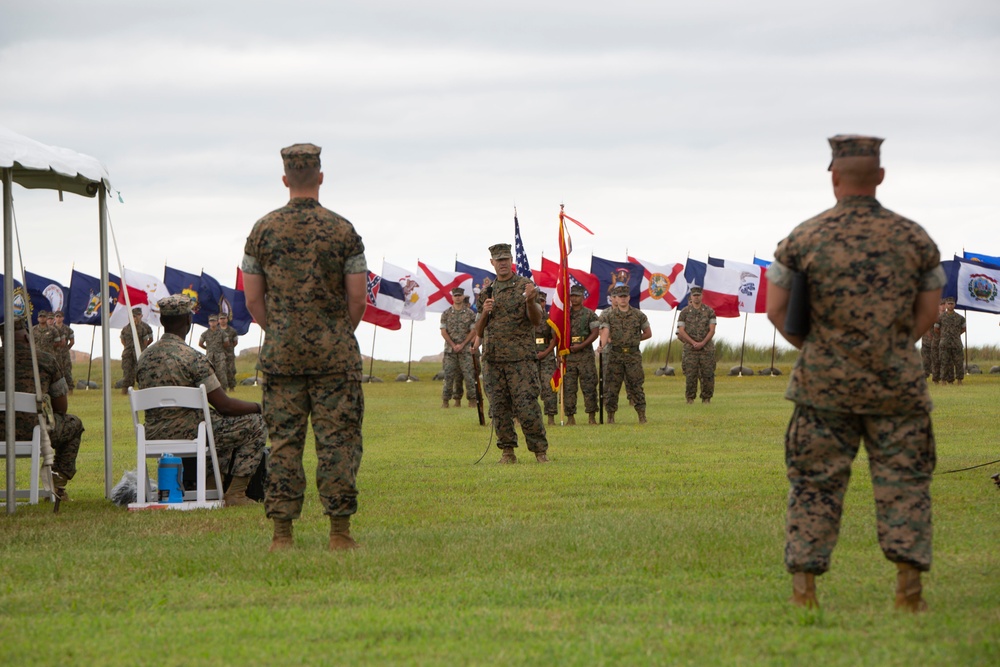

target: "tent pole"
[99,183,113,498]
[3,168,16,512]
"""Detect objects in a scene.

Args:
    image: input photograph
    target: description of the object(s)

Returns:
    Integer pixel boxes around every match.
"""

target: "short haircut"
[284,166,321,189]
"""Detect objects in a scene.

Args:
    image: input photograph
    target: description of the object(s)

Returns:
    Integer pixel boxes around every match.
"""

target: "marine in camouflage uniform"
[219,313,239,390]
[120,308,153,394]
[926,301,945,382]
[439,287,478,408]
[935,298,965,384]
[475,243,548,463]
[243,142,367,551]
[676,286,717,404]
[563,284,600,425]
[32,311,55,356]
[597,284,652,423]
[137,295,265,506]
[52,311,75,391]
[1,317,84,500]
[766,135,945,612]
[199,316,230,390]
[534,292,558,423]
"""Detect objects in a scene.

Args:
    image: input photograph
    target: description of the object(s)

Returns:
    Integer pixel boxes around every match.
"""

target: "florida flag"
[109,268,171,328]
[416,261,472,313]
[708,257,767,314]
[627,256,687,311]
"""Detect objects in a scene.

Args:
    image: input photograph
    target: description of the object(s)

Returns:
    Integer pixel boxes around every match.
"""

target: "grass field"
[2,357,998,666]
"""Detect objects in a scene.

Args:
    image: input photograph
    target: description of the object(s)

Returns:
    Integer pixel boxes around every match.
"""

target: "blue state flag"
[456,260,495,311]
[963,251,1000,266]
[0,275,26,324]
[200,272,252,335]
[164,266,205,324]
[67,270,121,325]
[25,271,69,324]
[589,255,643,309]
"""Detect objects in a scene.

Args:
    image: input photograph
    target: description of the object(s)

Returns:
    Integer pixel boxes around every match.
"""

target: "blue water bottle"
[157,454,184,503]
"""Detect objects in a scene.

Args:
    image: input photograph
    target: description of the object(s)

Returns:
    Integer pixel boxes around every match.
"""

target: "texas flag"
[681,259,740,318]
[708,257,768,314]
[416,261,472,314]
[108,268,171,328]
[627,256,687,311]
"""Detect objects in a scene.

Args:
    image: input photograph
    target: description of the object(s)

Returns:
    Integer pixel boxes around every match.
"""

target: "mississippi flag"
[417,261,472,314]
[708,257,767,314]
[363,272,402,330]
[627,256,687,311]
[109,268,171,328]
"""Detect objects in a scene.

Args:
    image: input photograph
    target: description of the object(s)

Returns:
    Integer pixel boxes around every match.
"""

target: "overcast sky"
[2,1,999,362]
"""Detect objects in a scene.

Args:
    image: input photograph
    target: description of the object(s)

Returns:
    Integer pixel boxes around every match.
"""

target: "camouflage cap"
[610,285,630,297]
[689,286,703,295]
[281,143,322,170]
[451,287,465,297]
[208,314,218,322]
[37,310,49,318]
[53,310,64,316]
[157,295,193,317]
[131,307,143,316]
[943,296,956,304]
[489,243,513,260]
[569,284,586,296]
[828,134,884,170]
[217,312,229,320]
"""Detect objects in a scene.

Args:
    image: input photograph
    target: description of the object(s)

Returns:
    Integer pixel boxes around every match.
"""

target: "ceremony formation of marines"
[14,133,994,618]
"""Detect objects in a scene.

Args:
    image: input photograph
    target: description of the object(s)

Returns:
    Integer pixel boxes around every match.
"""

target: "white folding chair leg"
[29,443,40,505]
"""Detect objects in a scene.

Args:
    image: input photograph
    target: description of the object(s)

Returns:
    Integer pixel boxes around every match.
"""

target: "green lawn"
[1,359,998,666]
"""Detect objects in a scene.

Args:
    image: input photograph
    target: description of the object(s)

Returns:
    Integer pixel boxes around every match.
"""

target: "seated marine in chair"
[135,295,266,507]
[0,314,84,501]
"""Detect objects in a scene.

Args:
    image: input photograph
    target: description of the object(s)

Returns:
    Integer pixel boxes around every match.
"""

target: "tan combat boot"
[441,400,449,408]
[223,476,256,507]
[588,412,597,425]
[498,447,517,464]
[686,398,694,405]
[269,520,293,552]
[329,516,360,551]
[535,451,549,463]
[547,414,555,425]
[607,411,615,424]
[566,415,576,425]
[454,398,462,407]
[702,398,711,404]
[637,408,647,424]
[790,572,819,609]
[468,400,477,408]
[894,563,928,612]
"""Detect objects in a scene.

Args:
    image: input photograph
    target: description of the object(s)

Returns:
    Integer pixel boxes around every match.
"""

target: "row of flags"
[0,266,253,335]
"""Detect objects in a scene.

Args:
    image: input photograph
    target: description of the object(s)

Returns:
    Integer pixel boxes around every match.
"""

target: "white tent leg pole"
[3,168,16,513]
[99,183,113,498]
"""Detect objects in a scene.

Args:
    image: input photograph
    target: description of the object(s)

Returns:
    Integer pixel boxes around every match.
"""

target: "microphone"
[482,285,494,326]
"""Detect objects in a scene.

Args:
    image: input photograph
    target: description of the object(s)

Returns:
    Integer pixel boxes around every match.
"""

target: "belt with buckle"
[612,345,636,354]
[570,336,584,343]
[535,337,546,345]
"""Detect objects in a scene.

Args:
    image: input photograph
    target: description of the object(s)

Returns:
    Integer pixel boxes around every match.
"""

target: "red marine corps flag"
[547,205,594,390]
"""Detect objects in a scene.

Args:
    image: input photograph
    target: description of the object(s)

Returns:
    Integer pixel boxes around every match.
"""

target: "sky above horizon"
[2,1,999,361]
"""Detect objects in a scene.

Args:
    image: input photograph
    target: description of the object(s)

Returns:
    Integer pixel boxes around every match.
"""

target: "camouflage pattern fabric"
[919,328,937,378]
[534,321,558,416]
[262,373,363,519]
[200,329,230,390]
[770,193,945,576]
[481,274,548,452]
[58,323,74,387]
[0,342,83,480]
[563,306,599,416]
[222,326,239,389]
[120,321,153,389]
[32,326,55,355]
[598,306,649,412]
[678,303,717,400]
[936,310,965,383]
[784,405,935,574]
[243,195,366,519]
[440,306,478,402]
[136,333,265,479]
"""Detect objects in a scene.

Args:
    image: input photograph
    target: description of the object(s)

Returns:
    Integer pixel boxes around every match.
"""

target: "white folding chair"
[0,391,46,505]
[127,384,225,510]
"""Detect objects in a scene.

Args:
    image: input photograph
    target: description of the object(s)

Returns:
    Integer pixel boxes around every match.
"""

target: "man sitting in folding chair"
[1,314,84,501]
[136,295,266,507]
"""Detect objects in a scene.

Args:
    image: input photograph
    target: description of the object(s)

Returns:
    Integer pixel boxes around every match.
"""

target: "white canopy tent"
[1,125,115,513]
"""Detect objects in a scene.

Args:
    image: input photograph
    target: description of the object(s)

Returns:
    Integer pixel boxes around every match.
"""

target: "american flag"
[513,213,532,278]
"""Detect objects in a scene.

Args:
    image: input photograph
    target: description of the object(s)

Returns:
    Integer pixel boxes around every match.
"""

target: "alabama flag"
[108,268,171,328]
[627,256,687,311]
[708,257,767,314]
[416,261,472,314]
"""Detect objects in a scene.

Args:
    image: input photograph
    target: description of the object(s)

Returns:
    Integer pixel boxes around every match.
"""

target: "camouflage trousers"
[563,351,598,416]
[536,354,558,416]
[682,347,715,400]
[937,345,964,383]
[121,351,137,389]
[442,352,477,403]
[785,405,935,575]
[920,342,938,379]
[208,352,229,390]
[59,350,73,388]
[226,352,237,390]
[484,359,548,453]
[604,350,645,412]
[262,373,364,520]
[209,412,266,479]
[51,412,84,480]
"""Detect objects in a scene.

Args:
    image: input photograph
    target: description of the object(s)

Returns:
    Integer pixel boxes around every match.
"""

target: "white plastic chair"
[0,391,46,505]
[127,384,225,510]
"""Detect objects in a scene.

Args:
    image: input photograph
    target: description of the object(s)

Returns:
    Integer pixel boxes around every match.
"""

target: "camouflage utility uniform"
[244,196,367,522]
[678,302,717,401]
[120,320,153,390]
[920,324,939,379]
[563,304,599,418]
[221,323,239,390]
[136,333,265,479]
[0,337,84,486]
[58,322,75,388]
[598,306,649,414]
[534,317,558,418]
[480,273,548,455]
[200,328,230,390]
[440,304,478,405]
[936,309,965,384]
[769,193,945,576]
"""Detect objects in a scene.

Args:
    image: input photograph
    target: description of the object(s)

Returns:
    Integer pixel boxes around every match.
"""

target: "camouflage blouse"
[598,306,649,349]
[440,306,477,354]
[0,343,65,440]
[135,333,221,440]
[481,274,537,363]
[677,304,717,349]
[568,306,599,354]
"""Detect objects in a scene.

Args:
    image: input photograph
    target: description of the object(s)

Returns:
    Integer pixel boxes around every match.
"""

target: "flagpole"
[769,325,777,375]
[663,308,679,372]
[253,328,263,386]
[738,312,748,376]
[963,309,969,374]
[406,319,415,382]
[367,324,378,382]
[85,326,96,389]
